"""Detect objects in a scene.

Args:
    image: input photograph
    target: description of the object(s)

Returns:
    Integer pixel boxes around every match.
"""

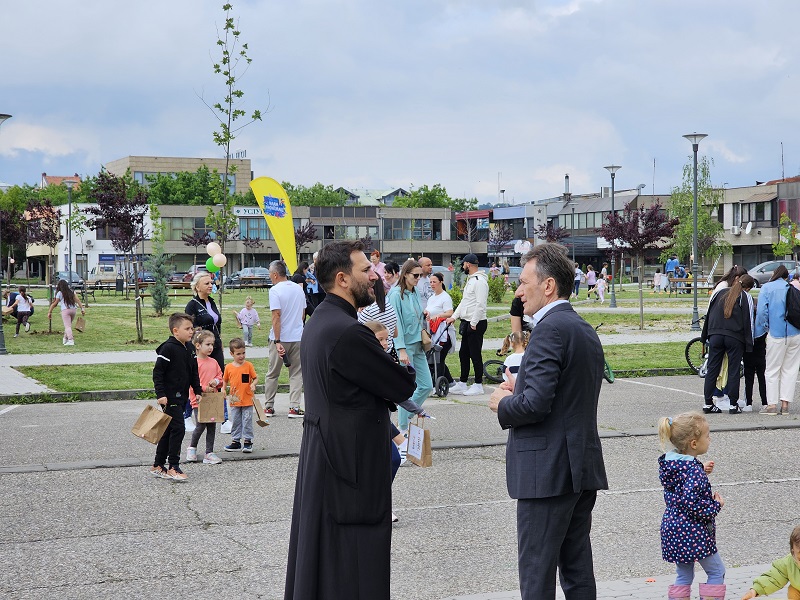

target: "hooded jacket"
[659,452,721,563]
[153,336,203,402]
[451,269,489,327]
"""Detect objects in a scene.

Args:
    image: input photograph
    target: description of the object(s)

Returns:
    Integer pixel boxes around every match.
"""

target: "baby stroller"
[426,321,453,397]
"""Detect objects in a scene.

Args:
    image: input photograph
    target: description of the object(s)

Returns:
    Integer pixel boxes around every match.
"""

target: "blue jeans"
[398,341,433,431]
[675,552,725,585]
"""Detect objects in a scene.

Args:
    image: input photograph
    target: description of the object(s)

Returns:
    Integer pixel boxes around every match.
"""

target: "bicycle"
[685,316,743,378]
[481,322,614,384]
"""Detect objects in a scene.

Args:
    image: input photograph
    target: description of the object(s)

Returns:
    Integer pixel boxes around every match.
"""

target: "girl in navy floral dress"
[658,412,727,600]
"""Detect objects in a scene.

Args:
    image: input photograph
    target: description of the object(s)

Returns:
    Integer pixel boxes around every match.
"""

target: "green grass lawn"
[19,341,690,393]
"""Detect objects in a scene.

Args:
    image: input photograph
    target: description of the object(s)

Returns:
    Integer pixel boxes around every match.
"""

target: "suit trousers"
[263,340,303,410]
[517,490,598,600]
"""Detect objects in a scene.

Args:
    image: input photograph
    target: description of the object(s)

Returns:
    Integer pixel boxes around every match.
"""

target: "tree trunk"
[638,253,644,331]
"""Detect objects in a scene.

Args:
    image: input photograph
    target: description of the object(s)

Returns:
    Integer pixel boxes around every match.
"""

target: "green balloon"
[205,257,220,273]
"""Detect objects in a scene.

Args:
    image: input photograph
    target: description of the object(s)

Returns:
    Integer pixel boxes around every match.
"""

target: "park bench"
[667,277,713,297]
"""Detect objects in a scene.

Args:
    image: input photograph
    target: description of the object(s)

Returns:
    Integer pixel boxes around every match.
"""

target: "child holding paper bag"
[186,330,224,465]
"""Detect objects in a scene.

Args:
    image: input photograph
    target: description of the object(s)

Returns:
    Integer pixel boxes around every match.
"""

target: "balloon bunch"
[205,242,227,273]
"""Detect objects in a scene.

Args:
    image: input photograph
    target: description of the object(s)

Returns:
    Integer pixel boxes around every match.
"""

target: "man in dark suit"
[489,242,608,600]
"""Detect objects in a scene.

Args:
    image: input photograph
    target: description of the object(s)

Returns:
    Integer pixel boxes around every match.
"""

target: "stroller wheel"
[435,376,449,397]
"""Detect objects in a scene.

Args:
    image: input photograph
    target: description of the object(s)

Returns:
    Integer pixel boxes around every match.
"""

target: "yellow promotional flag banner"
[250,177,298,274]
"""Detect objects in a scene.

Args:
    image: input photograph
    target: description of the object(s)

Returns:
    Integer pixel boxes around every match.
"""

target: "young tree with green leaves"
[283,182,347,207]
[663,155,730,274]
[773,212,798,258]
[145,204,172,317]
[202,2,264,203]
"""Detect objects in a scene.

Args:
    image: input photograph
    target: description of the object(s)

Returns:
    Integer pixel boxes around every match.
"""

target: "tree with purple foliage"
[25,199,62,282]
[488,223,513,260]
[84,170,149,299]
[596,202,678,329]
[295,222,317,257]
[241,236,263,266]
[535,221,569,244]
[182,230,212,267]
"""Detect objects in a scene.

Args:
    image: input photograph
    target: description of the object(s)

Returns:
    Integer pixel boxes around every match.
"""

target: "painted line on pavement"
[0,405,20,416]
[617,378,704,398]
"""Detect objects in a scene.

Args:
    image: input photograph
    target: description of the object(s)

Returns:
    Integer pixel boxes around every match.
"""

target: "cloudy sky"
[1,0,799,204]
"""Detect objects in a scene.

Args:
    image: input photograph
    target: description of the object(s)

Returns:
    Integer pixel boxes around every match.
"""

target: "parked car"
[129,271,156,284]
[182,264,211,283]
[55,271,85,290]
[225,267,271,289]
[87,264,119,285]
[748,260,800,287]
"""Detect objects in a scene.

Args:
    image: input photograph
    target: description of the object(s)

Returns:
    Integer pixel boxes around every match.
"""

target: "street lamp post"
[65,180,75,288]
[604,165,621,308]
[683,133,708,331]
[571,205,576,263]
[0,113,12,355]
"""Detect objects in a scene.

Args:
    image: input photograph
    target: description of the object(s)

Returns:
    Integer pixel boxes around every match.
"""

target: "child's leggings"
[189,408,216,454]
[675,552,725,585]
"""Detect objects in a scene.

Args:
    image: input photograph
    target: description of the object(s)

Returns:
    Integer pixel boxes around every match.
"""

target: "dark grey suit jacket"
[497,302,608,499]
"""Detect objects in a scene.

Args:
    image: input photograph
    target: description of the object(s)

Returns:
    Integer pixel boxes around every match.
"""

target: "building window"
[741,201,772,224]
[240,217,272,240]
[163,217,212,241]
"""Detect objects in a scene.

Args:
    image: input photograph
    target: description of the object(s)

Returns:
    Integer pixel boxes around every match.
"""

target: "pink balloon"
[212,253,227,268]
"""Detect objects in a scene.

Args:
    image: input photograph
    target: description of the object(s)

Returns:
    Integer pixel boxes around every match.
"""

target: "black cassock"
[285,293,417,600]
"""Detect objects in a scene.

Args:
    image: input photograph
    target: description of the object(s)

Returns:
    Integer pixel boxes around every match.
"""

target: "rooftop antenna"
[782,141,785,181]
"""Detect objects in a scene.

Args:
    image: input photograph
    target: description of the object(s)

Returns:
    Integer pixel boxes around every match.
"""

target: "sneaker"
[203,452,222,464]
[184,417,196,433]
[760,405,779,415]
[729,405,743,414]
[242,442,253,453]
[13,334,17,338]
[62,337,67,345]
[65,339,75,346]
[24,322,30,332]
[166,466,188,481]
[288,408,305,419]
[703,404,722,414]
[186,447,198,462]
[391,512,399,523]
[463,383,485,396]
[449,381,468,395]
[742,405,753,412]
[225,441,242,452]
[149,465,169,479]
[264,407,275,417]
[220,420,233,434]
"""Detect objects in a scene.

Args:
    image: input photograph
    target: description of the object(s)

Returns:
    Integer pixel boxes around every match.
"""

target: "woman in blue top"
[388,259,433,433]
[754,265,800,415]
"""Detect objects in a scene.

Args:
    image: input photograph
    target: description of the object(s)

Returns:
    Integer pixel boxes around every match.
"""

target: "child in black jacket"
[150,313,203,481]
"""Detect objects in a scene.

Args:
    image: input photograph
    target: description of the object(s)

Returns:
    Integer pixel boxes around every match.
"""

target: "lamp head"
[604,165,621,176]
[64,180,76,191]
[683,133,708,146]
[0,114,11,127]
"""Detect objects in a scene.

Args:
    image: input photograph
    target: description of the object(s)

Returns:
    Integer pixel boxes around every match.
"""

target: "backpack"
[785,284,800,329]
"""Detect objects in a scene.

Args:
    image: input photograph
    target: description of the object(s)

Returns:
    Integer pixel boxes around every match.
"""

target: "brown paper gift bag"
[252,397,270,428]
[197,391,225,424]
[407,416,432,467]
[131,404,172,444]
[75,316,86,332]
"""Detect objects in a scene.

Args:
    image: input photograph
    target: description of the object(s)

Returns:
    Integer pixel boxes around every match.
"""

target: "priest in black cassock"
[285,240,418,600]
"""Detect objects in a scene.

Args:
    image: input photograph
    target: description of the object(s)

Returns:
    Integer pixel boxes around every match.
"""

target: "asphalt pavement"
[2,374,799,599]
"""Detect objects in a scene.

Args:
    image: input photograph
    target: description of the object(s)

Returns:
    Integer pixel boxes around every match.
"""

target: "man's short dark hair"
[521,243,574,299]
[269,260,288,278]
[169,312,193,332]
[316,240,366,291]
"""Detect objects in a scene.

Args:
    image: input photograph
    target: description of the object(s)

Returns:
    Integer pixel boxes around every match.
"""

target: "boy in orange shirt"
[223,337,258,453]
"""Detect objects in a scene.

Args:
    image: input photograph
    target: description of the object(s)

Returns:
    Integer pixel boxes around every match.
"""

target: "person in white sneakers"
[446,254,489,396]
[263,260,306,419]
